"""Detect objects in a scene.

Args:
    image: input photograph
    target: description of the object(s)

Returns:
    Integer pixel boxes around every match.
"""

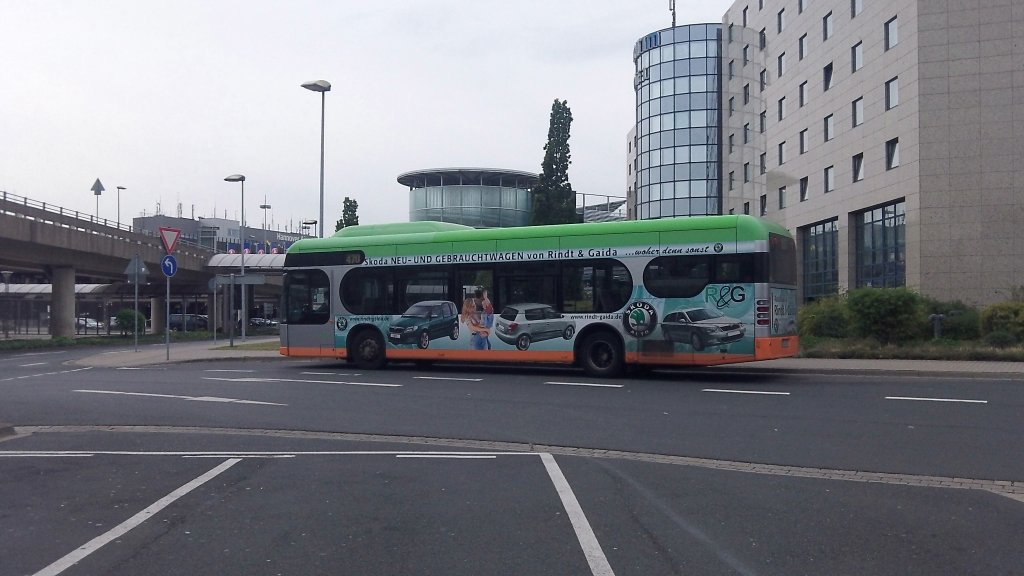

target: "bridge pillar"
[151,297,166,333]
[49,267,75,338]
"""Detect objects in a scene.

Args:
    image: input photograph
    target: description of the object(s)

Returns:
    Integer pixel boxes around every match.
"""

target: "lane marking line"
[885,396,987,404]
[18,362,47,367]
[300,372,362,376]
[546,381,623,388]
[183,454,296,459]
[540,453,615,576]
[0,450,532,457]
[204,369,255,373]
[73,390,287,406]
[202,376,401,388]
[31,458,241,576]
[414,376,483,382]
[395,454,496,459]
[0,454,94,458]
[0,367,92,382]
[702,389,791,395]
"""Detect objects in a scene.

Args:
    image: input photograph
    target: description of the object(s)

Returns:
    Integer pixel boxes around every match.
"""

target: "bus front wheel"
[351,329,387,370]
[579,332,624,378]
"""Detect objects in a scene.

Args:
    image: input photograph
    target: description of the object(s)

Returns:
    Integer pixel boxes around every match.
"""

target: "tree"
[335,197,360,231]
[531,99,577,225]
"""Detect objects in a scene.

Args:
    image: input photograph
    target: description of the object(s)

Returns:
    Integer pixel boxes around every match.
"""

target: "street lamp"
[224,174,247,342]
[301,79,331,238]
[1,271,11,339]
[259,200,272,252]
[302,219,318,238]
[116,186,126,229]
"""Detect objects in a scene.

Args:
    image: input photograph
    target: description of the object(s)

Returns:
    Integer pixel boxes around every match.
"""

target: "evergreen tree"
[531,99,578,225]
[335,197,360,231]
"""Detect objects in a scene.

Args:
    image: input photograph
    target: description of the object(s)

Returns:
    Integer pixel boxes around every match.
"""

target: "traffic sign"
[159,227,182,255]
[161,255,178,278]
[123,255,148,280]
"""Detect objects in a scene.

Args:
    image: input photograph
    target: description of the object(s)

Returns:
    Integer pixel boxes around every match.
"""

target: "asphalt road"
[1,350,1022,575]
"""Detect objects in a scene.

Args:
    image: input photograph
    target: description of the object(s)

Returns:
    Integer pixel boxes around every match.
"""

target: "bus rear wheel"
[579,331,624,378]
[351,329,387,370]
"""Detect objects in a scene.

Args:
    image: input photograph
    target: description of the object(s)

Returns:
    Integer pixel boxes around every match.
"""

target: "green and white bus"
[280,215,798,377]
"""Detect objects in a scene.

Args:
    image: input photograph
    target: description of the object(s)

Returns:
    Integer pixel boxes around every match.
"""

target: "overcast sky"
[0,0,731,232]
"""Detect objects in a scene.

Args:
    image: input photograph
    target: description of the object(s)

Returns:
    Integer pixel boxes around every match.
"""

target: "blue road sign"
[161,254,178,278]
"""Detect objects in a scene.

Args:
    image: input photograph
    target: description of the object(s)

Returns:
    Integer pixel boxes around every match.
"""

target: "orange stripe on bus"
[387,349,574,363]
[755,336,800,360]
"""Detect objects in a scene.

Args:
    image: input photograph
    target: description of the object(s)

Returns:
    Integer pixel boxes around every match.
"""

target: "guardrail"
[0,189,209,252]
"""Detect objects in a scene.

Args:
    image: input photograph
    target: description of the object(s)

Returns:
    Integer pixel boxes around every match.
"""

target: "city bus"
[280,215,798,377]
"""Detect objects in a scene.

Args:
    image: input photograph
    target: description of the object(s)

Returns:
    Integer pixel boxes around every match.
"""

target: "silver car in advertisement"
[661,307,745,351]
[495,303,576,351]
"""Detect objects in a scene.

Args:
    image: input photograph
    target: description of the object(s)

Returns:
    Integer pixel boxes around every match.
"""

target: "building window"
[824,114,834,141]
[799,34,808,59]
[744,163,751,182]
[778,186,787,209]
[799,0,807,14]
[823,11,834,40]
[824,165,835,192]
[743,83,750,104]
[778,141,787,165]
[823,62,834,91]
[852,41,863,72]
[852,97,864,126]
[800,128,809,153]
[759,0,764,9]
[760,194,768,215]
[800,176,809,201]
[728,23,734,43]
[744,123,751,143]
[778,52,786,77]
[778,8,786,33]
[729,133,735,154]
[744,201,750,215]
[743,45,750,65]
[760,69,768,91]
[886,138,900,169]
[759,28,767,50]
[853,152,865,181]
[729,208,736,215]
[742,6,748,26]
[759,110,767,133]
[799,81,808,106]
[802,219,840,301]
[885,77,899,109]
[729,97,735,116]
[728,59,735,79]
[760,152,767,174]
[778,96,787,120]
[729,171,735,190]
[856,200,906,288]
[852,0,863,18]
[885,16,898,50]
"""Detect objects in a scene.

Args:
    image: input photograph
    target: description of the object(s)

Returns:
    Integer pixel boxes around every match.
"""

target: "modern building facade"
[635,0,1024,306]
[397,168,537,228]
[133,215,305,255]
[631,23,724,220]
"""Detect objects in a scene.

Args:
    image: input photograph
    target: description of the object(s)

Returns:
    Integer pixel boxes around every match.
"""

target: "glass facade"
[632,23,722,219]
[398,169,537,228]
[801,219,839,301]
[856,200,906,288]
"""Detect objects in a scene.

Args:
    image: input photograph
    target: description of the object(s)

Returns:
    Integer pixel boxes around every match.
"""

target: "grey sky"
[0,0,730,231]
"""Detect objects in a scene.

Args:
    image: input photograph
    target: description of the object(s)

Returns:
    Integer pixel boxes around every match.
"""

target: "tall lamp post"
[224,174,247,342]
[302,219,318,239]
[116,186,126,228]
[259,201,272,252]
[1,271,11,339]
[301,79,331,238]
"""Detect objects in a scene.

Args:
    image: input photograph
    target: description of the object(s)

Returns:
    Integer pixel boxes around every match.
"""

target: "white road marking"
[202,376,401,388]
[0,367,92,382]
[204,369,255,373]
[702,388,791,395]
[395,454,496,459]
[300,371,362,376]
[546,381,623,388]
[414,376,483,382]
[885,396,987,404]
[183,454,296,459]
[73,389,287,406]
[540,453,615,576]
[18,362,47,367]
[32,458,241,576]
[0,450,533,457]
[0,454,94,458]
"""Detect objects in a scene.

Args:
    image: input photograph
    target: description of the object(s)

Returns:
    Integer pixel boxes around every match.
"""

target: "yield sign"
[159,227,182,255]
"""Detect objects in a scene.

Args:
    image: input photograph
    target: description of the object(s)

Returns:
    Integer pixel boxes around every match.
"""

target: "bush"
[797,296,852,338]
[980,301,1024,342]
[846,287,925,345]
[115,309,147,336]
[983,330,1018,349]
[919,298,981,340]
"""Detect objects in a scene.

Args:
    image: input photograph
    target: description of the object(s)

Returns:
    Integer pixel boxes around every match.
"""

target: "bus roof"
[287,215,791,255]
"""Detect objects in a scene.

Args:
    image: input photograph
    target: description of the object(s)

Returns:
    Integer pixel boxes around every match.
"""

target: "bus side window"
[714,254,755,284]
[643,255,711,298]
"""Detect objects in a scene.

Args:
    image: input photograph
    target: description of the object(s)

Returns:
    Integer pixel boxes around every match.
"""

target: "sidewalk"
[69,339,1024,378]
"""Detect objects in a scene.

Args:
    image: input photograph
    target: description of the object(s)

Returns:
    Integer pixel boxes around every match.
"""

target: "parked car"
[168,314,207,331]
[495,303,575,351]
[249,317,278,328]
[661,307,745,351]
[388,300,459,349]
[76,317,105,331]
